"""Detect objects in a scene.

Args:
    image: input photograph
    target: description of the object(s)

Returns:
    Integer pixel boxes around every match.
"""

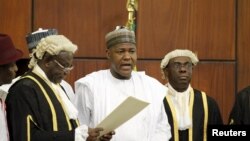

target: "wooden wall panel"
[34,0,128,58]
[137,0,235,60]
[65,59,109,87]
[237,0,250,91]
[0,0,239,125]
[0,0,31,58]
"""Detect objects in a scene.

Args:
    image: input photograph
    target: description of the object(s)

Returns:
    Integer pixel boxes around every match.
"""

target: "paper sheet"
[96,96,149,137]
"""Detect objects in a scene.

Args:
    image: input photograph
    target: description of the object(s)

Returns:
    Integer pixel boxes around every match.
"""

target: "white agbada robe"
[60,80,75,102]
[75,69,171,141]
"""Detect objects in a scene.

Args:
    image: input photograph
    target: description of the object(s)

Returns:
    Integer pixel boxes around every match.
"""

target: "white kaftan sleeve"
[75,124,89,141]
[153,103,172,141]
[74,81,94,126]
[60,80,75,102]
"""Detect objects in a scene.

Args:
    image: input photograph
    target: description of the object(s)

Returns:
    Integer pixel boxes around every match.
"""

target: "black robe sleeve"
[207,96,223,124]
[6,80,75,141]
[228,86,250,125]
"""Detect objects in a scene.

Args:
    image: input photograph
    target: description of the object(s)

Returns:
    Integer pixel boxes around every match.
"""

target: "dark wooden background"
[1,0,249,124]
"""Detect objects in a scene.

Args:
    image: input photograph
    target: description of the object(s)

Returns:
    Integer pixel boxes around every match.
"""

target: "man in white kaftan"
[74,26,171,141]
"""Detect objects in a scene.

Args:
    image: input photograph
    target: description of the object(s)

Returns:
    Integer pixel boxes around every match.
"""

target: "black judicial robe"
[229,86,250,125]
[163,89,223,141]
[6,72,78,141]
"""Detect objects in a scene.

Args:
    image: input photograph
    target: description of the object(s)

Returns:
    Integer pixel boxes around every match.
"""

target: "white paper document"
[96,96,149,137]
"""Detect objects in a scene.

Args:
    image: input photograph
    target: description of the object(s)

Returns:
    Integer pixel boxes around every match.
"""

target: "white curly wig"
[160,49,199,70]
[28,35,78,68]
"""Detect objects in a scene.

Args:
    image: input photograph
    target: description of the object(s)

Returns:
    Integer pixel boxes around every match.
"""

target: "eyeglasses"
[53,60,74,72]
[170,62,193,70]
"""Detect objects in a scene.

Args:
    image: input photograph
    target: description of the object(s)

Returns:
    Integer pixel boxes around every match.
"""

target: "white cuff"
[75,124,89,141]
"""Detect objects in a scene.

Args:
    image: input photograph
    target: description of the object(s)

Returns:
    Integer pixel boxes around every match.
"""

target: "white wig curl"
[160,49,199,70]
[28,35,78,68]
[160,49,199,79]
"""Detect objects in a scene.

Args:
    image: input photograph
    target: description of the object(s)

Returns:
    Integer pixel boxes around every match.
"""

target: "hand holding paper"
[96,96,149,137]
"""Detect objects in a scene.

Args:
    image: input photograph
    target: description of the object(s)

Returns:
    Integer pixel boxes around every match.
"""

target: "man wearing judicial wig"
[74,26,171,140]
[6,35,112,141]
[25,28,75,102]
[161,49,223,141]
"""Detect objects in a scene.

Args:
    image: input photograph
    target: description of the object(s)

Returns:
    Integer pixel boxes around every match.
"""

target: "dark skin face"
[106,43,137,79]
[40,51,74,84]
[163,56,193,92]
[0,62,18,86]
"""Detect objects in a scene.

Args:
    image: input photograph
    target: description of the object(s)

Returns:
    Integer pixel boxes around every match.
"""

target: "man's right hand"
[87,127,104,141]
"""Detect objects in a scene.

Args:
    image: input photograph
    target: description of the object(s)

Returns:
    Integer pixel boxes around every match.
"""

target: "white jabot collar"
[167,83,192,130]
